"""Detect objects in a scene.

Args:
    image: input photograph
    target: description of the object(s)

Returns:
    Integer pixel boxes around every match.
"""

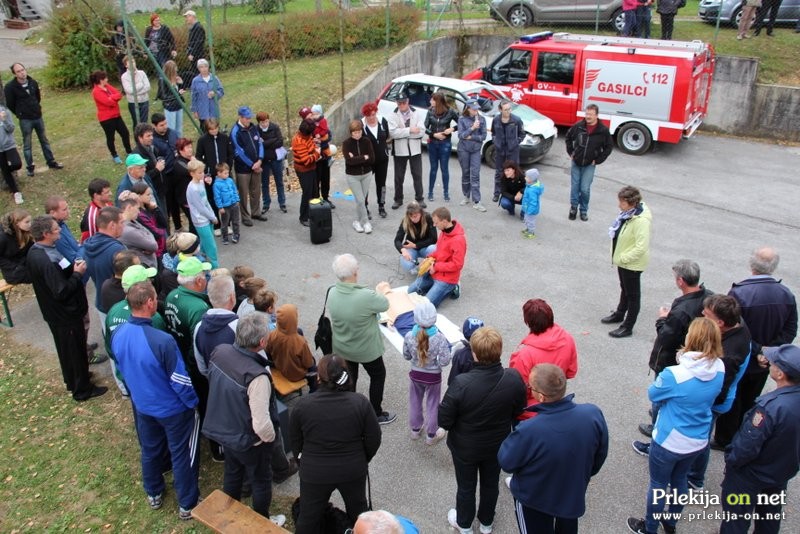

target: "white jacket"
[121,69,151,104]
[388,105,425,157]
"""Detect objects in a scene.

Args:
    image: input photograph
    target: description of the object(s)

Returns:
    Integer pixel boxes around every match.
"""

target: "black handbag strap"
[320,285,333,317]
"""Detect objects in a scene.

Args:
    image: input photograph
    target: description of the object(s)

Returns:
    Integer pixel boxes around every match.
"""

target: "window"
[535,52,576,85]
[489,49,532,85]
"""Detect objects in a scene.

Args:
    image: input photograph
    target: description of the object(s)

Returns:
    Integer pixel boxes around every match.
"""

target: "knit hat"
[462,316,484,340]
[525,168,540,182]
[121,264,158,291]
[311,104,324,115]
[414,301,437,328]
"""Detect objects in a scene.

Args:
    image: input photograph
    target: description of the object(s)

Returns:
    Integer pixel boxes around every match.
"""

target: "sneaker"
[179,507,193,521]
[26,166,34,177]
[473,202,487,212]
[638,423,653,438]
[210,443,225,463]
[270,515,286,527]
[687,479,703,491]
[459,197,470,206]
[363,222,373,234]
[427,195,434,202]
[626,517,647,534]
[112,155,122,164]
[88,352,109,364]
[214,228,222,237]
[75,385,108,401]
[580,212,588,221]
[492,193,500,203]
[418,200,427,209]
[13,192,24,205]
[410,428,422,440]
[378,206,387,218]
[426,428,446,446]
[353,220,364,233]
[568,206,577,220]
[504,476,511,489]
[451,284,461,300]
[222,237,229,245]
[377,411,397,425]
[661,520,677,534]
[479,523,493,534]
[448,508,473,533]
[632,440,650,457]
[147,493,163,510]
[521,230,536,239]
[391,201,403,210]
[242,220,254,227]
[231,234,239,244]
[261,206,270,215]
[47,161,64,170]
[280,205,287,213]
[444,194,450,202]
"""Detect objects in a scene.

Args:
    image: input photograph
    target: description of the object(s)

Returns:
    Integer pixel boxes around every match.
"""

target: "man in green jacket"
[328,253,395,425]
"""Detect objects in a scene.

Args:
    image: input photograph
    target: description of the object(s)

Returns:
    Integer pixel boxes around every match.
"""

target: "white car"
[376,74,557,168]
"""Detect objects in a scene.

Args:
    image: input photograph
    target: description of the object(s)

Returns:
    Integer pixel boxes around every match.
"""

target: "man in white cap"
[230,105,264,227]
[183,10,205,78]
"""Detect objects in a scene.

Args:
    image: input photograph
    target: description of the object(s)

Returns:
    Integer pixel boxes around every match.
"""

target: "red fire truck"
[464,32,715,155]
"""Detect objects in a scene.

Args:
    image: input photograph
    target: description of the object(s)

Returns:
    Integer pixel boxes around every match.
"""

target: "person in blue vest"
[230,106,265,228]
[720,343,800,534]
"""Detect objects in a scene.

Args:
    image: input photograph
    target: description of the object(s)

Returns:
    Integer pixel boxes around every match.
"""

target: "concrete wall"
[327,35,800,144]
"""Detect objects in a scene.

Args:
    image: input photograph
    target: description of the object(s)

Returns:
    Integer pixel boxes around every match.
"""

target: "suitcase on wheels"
[309,199,332,244]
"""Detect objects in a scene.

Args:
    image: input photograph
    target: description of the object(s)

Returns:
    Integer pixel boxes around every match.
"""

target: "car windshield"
[509,102,549,122]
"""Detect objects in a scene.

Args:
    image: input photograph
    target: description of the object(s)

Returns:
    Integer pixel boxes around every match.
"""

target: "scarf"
[608,203,643,239]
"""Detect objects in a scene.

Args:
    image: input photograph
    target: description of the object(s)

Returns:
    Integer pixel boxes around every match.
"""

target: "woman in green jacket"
[602,186,652,338]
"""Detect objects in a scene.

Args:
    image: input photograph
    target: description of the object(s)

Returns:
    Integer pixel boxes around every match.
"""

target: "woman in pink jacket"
[509,298,578,422]
[89,70,131,163]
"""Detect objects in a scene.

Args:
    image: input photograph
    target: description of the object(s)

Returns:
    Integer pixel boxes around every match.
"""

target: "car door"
[535,0,578,23]
[530,50,579,126]
[484,47,535,108]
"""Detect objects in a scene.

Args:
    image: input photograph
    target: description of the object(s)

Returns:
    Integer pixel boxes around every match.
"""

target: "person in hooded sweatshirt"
[509,299,578,424]
[82,206,126,320]
[265,303,317,393]
[627,317,725,534]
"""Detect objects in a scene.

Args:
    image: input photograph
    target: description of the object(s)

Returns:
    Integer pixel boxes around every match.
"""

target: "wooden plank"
[192,490,292,533]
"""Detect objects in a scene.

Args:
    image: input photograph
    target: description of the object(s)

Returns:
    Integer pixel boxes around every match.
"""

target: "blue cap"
[465,98,480,110]
[764,344,800,379]
[462,316,484,340]
[237,106,253,118]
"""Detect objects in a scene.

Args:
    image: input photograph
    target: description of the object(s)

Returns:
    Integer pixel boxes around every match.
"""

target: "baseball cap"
[298,107,312,119]
[237,106,253,119]
[121,264,158,291]
[183,9,196,17]
[177,257,212,277]
[462,316,484,340]
[125,153,148,167]
[763,344,800,379]
[396,91,409,102]
[525,168,540,181]
[465,98,480,110]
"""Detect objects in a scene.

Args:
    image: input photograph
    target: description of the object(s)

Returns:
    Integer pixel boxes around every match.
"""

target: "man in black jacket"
[564,104,613,221]
[27,215,106,401]
[4,63,63,177]
[439,326,526,534]
[490,101,526,203]
[183,10,206,79]
[132,123,167,209]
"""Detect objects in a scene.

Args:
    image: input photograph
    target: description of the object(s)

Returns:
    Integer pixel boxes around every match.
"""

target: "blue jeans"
[499,196,520,216]
[223,441,273,518]
[687,414,718,488]
[19,117,55,169]
[636,6,651,38]
[136,408,200,510]
[623,9,638,36]
[261,159,286,209]
[569,161,595,214]
[399,244,437,274]
[165,109,183,137]
[127,101,150,128]
[427,140,451,199]
[645,441,700,533]
[408,273,456,308]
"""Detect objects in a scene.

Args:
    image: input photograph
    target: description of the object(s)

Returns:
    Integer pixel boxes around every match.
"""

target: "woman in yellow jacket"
[602,185,652,338]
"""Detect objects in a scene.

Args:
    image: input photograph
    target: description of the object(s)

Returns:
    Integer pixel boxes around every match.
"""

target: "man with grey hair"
[637,259,713,441]
[719,246,797,448]
[353,510,418,533]
[328,253,395,424]
[202,313,286,527]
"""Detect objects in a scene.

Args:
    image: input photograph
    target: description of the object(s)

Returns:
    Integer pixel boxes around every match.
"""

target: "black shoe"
[26,166,35,177]
[261,206,269,215]
[418,200,426,209]
[600,311,625,324]
[280,205,287,213]
[661,520,677,534]
[391,201,402,210]
[709,439,726,451]
[638,423,653,438]
[48,161,64,170]
[378,206,387,218]
[273,458,299,483]
[326,199,336,209]
[242,219,254,227]
[299,219,310,227]
[568,206,577,220]
[626,517,647,534]
[632,440,650,457]
[253,214,268,222]
[210,443,225,463]
[492,193,500,203]
[609,326,633,338]
[580,212,588,221]
[377,411,397,425]
[75,385,108,401]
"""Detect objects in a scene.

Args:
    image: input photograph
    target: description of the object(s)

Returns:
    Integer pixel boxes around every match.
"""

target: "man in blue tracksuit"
[498,363,608,533]
[112,280,200,520]
[230,106,264,227]
[720,344,800,534]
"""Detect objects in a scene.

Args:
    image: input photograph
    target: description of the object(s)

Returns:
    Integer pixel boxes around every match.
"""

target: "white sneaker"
[459,197,470,206]
[410,428,422,440]
[505,476,512,488]
[353,220,364,233]
[426,427,446,446]
[448,508,474,533]
[213,228,222,237]
[363,222,373,234]
[479,522,493,534]
[270,514,286,527]
[13,192,23,205]
[473,202,487,212]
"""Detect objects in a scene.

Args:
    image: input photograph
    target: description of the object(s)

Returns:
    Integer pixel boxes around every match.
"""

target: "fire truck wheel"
[617,122,652,156]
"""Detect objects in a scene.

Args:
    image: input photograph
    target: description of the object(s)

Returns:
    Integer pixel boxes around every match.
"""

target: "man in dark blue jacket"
[490,101,525,203]
[82,207,126,318]
[499,363,608,534]
[230,106,264,227]
[720,344,800,534]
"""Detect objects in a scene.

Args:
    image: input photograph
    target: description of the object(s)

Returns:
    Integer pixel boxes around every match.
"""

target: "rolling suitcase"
[309,199,332,244]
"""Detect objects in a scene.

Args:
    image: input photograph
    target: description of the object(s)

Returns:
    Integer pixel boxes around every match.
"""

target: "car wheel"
[507,6,533,28]
[616,122,652,155]
[732,7,744,27]
[611,9,625,33]
[483,143,496,169]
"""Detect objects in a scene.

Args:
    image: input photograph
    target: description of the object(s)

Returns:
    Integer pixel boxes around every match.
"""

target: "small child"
[310,104,332,158]
[521,168,544,239]
[448,316,485,386]
[212,163,241,245]
[232,265,255,313]
[265,303,317,393]
[185,159,219,267]
[253,288,278,333]
[403,301,452,446]
[237,277,267,318]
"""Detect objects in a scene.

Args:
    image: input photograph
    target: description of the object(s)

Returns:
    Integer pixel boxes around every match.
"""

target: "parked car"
[376,74,558,167]
[489,0,626,32]
[698,0,800,25]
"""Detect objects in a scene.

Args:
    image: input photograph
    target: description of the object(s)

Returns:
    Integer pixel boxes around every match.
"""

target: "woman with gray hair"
[190,59,224,128]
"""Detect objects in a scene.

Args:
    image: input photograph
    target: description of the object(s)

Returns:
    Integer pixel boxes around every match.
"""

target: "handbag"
[314,286,334,355]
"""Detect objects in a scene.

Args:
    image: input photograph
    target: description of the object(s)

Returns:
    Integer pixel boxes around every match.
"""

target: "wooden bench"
[271,368,307,401]
[0,280,15,328]
[192,489,292,533]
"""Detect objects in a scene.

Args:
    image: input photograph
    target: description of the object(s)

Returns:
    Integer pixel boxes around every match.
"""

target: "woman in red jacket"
[89,70,132,164]
[291,117,321,227]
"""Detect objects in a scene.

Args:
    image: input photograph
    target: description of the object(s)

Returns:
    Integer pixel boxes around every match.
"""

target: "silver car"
[489,0,626,32]
[698,0,800,25]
